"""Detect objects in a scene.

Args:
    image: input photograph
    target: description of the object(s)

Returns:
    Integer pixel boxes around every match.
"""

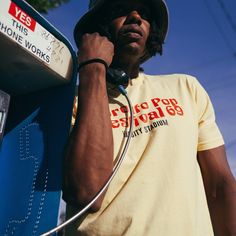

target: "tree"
[25,0,70,14]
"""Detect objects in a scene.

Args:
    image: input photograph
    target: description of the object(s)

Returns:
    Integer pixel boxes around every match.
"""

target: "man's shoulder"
[143,72,195,80]
[142,73,199,84]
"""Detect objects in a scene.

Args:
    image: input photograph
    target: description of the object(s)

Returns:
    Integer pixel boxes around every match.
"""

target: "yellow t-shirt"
[66,73,224,236]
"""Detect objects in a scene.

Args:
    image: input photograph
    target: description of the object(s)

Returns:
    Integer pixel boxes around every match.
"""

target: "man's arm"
[62,33,114,211]
[197,145,236,236]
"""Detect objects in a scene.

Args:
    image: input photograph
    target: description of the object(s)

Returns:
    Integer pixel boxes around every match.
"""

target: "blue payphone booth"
[0,0,77,235]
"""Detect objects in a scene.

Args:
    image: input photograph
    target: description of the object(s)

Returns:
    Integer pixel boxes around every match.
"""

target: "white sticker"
[0,0,54,64]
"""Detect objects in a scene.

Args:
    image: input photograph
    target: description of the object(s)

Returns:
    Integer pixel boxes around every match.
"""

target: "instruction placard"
[0,0,54,64]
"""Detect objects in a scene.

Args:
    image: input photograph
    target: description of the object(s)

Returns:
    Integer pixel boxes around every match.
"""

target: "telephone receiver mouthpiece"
[106,68,129,85]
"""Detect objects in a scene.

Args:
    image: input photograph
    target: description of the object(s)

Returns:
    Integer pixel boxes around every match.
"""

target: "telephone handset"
[80,25,129,86]
[94,25,130,86]
[106,67,129,85]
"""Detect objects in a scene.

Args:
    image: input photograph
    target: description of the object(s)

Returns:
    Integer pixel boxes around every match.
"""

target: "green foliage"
[25,0,70,14]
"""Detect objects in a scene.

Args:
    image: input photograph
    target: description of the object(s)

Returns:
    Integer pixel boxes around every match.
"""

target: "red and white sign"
[8,2,36,31]
[0,0,55,64]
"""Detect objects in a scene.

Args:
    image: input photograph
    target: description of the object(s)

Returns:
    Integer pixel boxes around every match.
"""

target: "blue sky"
[44,0,236,176]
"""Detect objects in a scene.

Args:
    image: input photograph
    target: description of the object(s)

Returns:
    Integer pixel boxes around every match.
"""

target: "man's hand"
[78,33,114,66]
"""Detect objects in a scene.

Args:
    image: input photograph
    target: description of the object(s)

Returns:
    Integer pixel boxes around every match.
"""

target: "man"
[63,0,236,235]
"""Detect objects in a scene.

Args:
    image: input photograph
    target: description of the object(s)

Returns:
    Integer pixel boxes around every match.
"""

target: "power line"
[203,0,236,55]
[177,53,235,73]
[207,73,236,91]
[216,0,236,34]
[226,139,236,150]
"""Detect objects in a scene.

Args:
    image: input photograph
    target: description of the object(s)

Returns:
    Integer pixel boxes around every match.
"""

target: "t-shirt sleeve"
[191,77,224,151]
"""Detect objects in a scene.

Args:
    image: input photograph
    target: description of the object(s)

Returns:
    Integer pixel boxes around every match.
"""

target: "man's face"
[106,0,151,61]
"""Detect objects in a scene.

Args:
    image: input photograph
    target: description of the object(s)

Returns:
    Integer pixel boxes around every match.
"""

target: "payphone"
[0,0,77,235]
